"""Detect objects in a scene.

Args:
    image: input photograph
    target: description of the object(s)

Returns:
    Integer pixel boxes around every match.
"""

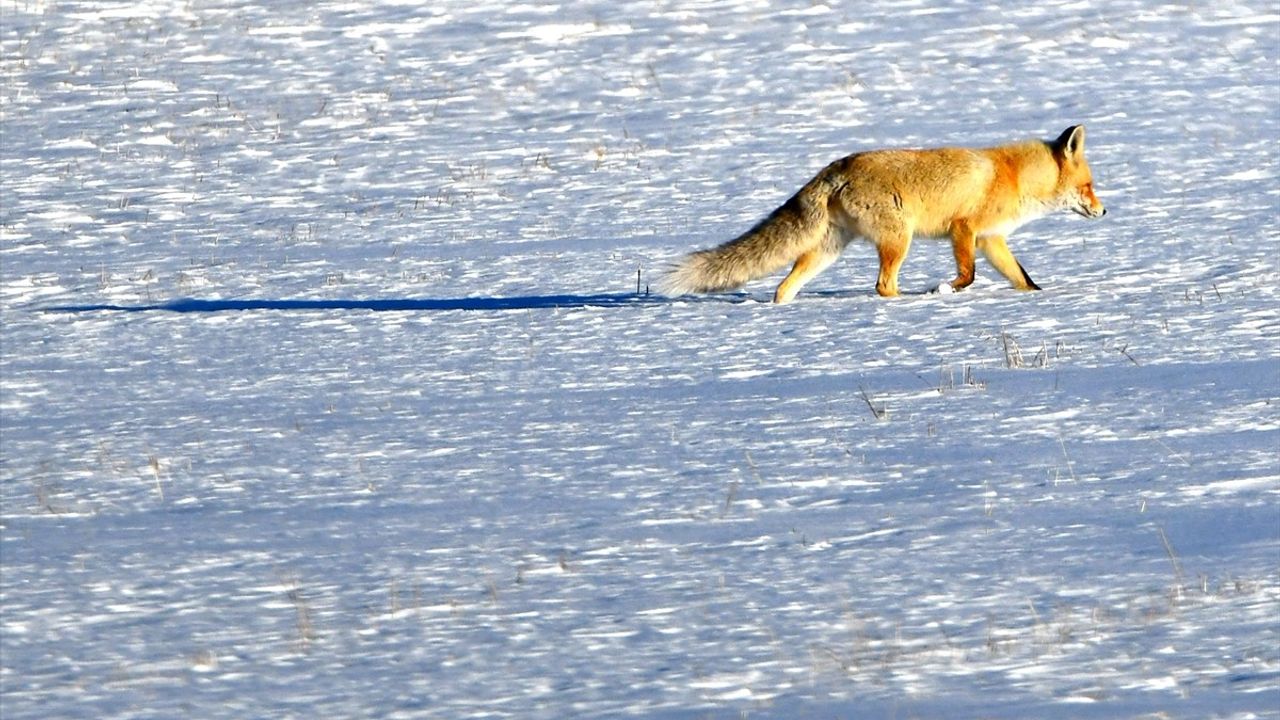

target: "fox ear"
[1054,125,1086,159]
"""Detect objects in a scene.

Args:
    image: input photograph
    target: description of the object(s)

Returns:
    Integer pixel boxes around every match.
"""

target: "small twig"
[283,576,315,650]
[1118,343,1140,366]
[148,454,165,502]
[744,450,764,486]
[1157,526,1186,598]
[720,480,739,518]
[858,386,887,420]
[1153,437,1193,467]
[964,364,985,389]
[1057,432,1077,484]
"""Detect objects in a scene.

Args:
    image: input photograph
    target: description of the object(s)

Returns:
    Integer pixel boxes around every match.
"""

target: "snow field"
[3,0,1279,718]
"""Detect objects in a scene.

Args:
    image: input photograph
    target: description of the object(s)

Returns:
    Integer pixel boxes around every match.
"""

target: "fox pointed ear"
[1054,125,1086,159]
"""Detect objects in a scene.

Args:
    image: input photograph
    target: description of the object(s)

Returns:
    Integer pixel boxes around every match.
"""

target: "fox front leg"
[977,235,1041,291]
[873,230,913,297]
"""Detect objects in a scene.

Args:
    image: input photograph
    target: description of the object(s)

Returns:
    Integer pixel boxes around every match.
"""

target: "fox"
[661,125,1106,303]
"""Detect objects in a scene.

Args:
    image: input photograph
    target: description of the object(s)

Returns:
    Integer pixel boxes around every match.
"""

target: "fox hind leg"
[774,245,840,304]
[977,235,1041,291]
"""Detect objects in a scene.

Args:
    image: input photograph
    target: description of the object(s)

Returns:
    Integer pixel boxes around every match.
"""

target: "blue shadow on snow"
[43,293,751,313]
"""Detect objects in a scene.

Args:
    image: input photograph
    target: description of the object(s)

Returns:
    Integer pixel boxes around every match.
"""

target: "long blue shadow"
[44,293,751,313]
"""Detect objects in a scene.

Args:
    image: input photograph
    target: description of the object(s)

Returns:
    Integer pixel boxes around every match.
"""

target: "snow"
[2,0,1278,718]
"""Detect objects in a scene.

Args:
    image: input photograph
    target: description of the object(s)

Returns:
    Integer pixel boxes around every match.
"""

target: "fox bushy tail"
[660,180,834,296]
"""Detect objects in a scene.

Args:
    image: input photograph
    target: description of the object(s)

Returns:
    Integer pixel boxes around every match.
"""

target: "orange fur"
[661,126,1106,303]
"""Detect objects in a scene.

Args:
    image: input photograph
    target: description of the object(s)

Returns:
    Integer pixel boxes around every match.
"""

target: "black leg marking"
[1018,262,1042,291]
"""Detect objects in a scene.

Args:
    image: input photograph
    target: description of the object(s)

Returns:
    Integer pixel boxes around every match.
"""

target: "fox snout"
[1074,201,1106,218]
[1072,184,1106,218]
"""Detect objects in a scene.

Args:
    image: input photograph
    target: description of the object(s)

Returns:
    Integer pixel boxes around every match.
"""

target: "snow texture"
[2,1,1278,718]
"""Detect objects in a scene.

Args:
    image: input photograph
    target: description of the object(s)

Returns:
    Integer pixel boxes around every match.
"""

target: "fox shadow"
[44,292,759,314]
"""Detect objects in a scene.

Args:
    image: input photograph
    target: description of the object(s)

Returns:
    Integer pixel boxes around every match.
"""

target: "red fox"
[661,125,1106,303]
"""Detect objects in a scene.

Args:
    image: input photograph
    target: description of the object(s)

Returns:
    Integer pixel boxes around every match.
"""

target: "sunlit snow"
[2,1,1278,718]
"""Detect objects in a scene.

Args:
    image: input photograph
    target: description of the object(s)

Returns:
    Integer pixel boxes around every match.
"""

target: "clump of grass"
[934,363,986,392]
[33,467,67,514]
[1000,331,1024,368]
[996,331,1063,369]
[191,649,218,672]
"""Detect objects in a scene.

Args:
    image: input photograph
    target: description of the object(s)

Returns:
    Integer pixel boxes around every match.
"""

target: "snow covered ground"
[2,0,1278,717]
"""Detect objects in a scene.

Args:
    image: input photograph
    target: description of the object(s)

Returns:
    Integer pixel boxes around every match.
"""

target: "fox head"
[1052,125,1106,219]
